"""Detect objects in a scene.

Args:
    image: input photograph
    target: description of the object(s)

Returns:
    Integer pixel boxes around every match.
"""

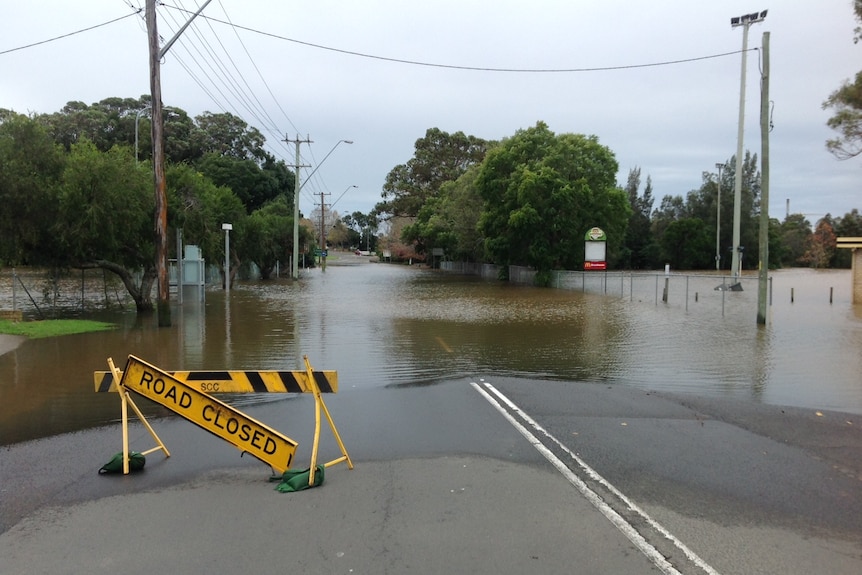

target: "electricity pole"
[285,135,311,280]
[319,189,330,271]
[757,31,771,325]
[146,0,212,326]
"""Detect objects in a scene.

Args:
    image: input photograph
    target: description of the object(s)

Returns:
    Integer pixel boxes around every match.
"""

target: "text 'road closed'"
[120,355,297,472]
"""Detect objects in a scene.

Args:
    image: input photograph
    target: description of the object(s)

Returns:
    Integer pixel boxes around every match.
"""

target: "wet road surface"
[1,377,860,574]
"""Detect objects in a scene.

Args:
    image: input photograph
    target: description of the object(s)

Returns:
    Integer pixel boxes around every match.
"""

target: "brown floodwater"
[1,261,860,446]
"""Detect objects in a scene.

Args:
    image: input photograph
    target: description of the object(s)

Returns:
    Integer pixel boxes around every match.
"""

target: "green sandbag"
[269,465,325,492]
[99,451,146,474]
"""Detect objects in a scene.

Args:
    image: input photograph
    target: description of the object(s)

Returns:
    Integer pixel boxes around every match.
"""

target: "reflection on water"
[1,263,861,446]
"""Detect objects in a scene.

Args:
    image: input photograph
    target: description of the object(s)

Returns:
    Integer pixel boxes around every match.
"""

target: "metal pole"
[757,31,770,325]
[730,10,767,279]
[731,21,750,279]
[715,163,723,270]
[176,228,183,305]
[222,224,232,291]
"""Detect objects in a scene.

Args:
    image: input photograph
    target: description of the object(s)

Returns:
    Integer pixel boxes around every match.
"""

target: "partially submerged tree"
[476,122,630,284]
[56,139,156,310]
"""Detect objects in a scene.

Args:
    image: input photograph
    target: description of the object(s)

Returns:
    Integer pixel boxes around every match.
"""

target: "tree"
[476,122,630,285]
[651,153,760,270]
[196,152,291,214]
[194,111,267,162]
[661,218,713,269]
[237,201,293,280]
[56,140,156,310]
[327,218,353,250]
[402,165,485,262]
[778,214,813,267]
[377,127,490,220]
[346,211,380,253]
[823,1,862,159]
[831,208,862,267]
[0,112,65,266]
[621,167,658,269]
[802,218,837,268]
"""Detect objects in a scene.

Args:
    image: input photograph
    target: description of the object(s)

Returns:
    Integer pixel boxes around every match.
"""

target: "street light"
[292,139,353,280]
[715,162,724,271]
[331,184,358,210]
[729,9,767,278]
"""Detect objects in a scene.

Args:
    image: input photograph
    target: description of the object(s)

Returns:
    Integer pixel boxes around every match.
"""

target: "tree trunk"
[77,260,156,312]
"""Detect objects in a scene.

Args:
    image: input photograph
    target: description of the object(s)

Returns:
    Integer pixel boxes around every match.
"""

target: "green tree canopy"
[652,153,760,270]
[167,163,247,287]
[621,167,659,269]
[823,0,862,159]
[403,165,485,262]
[377,127,490,219]
[0,112,65,265]
[196,152,291,214]
[476,122,630,284]
[57,139,156,310]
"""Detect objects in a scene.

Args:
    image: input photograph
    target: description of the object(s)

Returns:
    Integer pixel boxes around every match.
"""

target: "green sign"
[584,227,606,241]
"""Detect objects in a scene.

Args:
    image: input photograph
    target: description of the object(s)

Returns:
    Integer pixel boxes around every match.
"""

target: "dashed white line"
[471,380,722,575]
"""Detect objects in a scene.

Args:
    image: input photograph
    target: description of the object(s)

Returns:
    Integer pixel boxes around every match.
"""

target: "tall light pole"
[285,138,353,279]
[730,9,767,279]
[715,162,724,271]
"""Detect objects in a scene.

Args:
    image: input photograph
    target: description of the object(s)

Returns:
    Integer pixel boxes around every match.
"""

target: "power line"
[163,5,752,73]
[0,11,141,56]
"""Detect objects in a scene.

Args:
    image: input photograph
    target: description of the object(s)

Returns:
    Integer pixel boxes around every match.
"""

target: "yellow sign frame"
[100,355,353,485]
[118,355,298,473]
[107,357,171,475]
[303,355,353,485]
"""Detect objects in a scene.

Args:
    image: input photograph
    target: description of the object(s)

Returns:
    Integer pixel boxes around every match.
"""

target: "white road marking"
[471,380,722,575]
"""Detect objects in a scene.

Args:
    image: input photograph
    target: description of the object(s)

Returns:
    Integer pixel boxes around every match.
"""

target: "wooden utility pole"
[757,31,770,325]
[145,0,212,327]
[146,0,170,327]
[319,190,330,271]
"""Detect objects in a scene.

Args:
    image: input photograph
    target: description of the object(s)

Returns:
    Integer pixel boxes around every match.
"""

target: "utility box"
[183,245,205,286]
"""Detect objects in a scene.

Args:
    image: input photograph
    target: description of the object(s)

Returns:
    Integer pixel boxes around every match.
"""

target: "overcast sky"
[2,0,859,224]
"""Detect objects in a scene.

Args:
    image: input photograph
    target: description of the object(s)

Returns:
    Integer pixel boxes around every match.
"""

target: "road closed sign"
[120,355,297,473]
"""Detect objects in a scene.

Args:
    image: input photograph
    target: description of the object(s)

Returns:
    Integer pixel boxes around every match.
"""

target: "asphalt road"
[1,377,861,574]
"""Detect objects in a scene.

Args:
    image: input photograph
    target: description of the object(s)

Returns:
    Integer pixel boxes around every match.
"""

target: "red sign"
[584,261,607,270]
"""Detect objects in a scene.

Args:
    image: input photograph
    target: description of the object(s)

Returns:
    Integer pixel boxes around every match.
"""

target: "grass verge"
[0,319,116,339]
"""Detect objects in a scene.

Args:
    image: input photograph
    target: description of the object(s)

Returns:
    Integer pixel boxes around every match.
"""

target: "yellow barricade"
[96,355,353,483]
[95,368,337,394]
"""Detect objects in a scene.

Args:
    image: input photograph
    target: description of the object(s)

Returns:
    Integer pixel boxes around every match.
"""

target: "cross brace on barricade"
[98,355,353,486]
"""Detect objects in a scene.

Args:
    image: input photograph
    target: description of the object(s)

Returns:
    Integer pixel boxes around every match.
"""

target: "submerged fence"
[441,261,767,318]
[547,268,764,317]
[0,263,219,319]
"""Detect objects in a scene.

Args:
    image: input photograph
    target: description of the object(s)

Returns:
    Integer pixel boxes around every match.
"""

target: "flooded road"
[1,260,860,446]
